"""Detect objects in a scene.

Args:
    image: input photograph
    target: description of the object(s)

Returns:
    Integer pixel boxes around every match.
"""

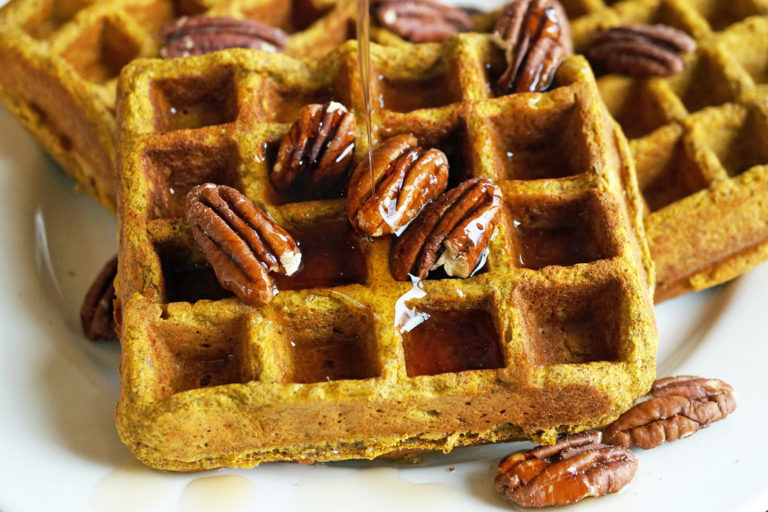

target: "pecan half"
[160,16,288,59]
[186,184,301,306]
[348,134,449,237]
[390,178,501,280]
[271,102,356,199]
[586,24,696,77]
[496,431,638,508]
[604,375,736,449]
[80,255,118,341]
[492,0,572,94]
[373,0,472,43]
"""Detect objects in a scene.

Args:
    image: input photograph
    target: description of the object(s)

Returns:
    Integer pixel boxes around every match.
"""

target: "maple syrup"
[158,244,233,302]
[290,329,376,383]
[402,308,504,377]
[512,198,614,269]
[153,69,238,132]
[173,352,241,393]
[515,223,604,270]
[273,218,367,290]
[357,0,376,197]
[379,73,458,113]
[268,86,336,124]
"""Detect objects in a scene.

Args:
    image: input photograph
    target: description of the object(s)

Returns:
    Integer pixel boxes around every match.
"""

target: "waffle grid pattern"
[565,0,768,300]
[0,0,354,209]
[116,37,656,470]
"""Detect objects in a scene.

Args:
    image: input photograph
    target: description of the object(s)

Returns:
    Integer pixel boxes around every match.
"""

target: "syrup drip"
[394,276,429,333]
[357,0,376,199]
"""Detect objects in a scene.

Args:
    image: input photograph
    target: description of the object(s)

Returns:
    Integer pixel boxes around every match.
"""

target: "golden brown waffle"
[115,36,656,471]
[0,0,356,210]
[562,0,768,300]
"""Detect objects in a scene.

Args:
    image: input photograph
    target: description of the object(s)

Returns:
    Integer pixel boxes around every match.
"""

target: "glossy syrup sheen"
[378,74,458,113]
[515,222,604,270]
[402,309,504,377]
[290,331,374,383]
[273,219,367,290]
[357,0,376,198]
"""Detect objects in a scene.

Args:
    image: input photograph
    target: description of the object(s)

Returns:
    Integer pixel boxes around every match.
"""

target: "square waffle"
[561,0,768,301]
[115,36,656,471]
[0,0,356,210]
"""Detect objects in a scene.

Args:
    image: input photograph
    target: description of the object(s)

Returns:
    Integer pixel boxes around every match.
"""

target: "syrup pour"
[356,0,376,199]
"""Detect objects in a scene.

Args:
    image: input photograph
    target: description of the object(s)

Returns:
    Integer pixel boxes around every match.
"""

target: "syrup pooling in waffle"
[559,0,768,300]
[115,35,656,470]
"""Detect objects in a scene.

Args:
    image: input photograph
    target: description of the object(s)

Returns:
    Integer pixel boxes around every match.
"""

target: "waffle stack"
[559,0,768,300]
[0,0,354,210]
[115,35,656,471]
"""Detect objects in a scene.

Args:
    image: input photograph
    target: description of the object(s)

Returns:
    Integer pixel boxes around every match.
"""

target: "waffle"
[556,0,768,300]
[0,0,357,210]
[115,36,656,471]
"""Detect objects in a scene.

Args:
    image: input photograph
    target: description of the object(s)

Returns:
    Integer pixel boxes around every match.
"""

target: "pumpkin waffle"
[115,36,656,471]
[556,0,768,301]
[0,0,356,210]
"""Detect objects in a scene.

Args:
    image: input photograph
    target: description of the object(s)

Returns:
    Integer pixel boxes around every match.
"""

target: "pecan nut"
[186,184,301,306]
[603,375,736,449]
[586,24,696,77]
[348,134,449,237]
[496,430,638,508]
[80,255,118,341]
[160,16,288,59]
[271,102,356,198]
[390,178,502,280]
[373,0,472,43]
[492,0,572,94]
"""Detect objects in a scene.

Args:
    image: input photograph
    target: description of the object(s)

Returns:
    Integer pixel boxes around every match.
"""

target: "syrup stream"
[356,0,376,199]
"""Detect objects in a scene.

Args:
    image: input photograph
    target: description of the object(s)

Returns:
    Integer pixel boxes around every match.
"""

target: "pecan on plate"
[492,0,572,94]
[160,16,288,58]
[390,178,501,280]
[271,102,356,199]
[186,184,301,306]
[80,255,118,341]
[604,375,736,449]
[586,24,696,77]
[348,134,449,237]
[372,0,473,43]
[496,430,638,508]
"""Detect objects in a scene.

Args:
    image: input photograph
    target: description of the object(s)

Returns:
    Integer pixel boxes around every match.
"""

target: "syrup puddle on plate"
[295,466,469,512]
[90,460,183,512]
[177,474,256,512]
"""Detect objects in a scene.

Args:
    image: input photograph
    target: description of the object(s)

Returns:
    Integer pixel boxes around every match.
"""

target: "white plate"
[1,3,767,510]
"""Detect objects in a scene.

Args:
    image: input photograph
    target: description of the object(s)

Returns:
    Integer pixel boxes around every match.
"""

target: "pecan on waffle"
[114,37,656,471]
[560,0,768,301]
[0,0,357,211]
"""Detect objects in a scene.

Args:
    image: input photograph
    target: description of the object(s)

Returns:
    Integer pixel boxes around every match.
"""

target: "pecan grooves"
[496,431,638,508]
[80,255,118,341]
[271,102,356,199]
[604,375,736,449]
[348,134,449,237]
[186,184,300,306]
[492,0,572,93]
[160,16,288,58]
[390,178,502,280]
[373,0,472,43]
[586,24,696,77]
